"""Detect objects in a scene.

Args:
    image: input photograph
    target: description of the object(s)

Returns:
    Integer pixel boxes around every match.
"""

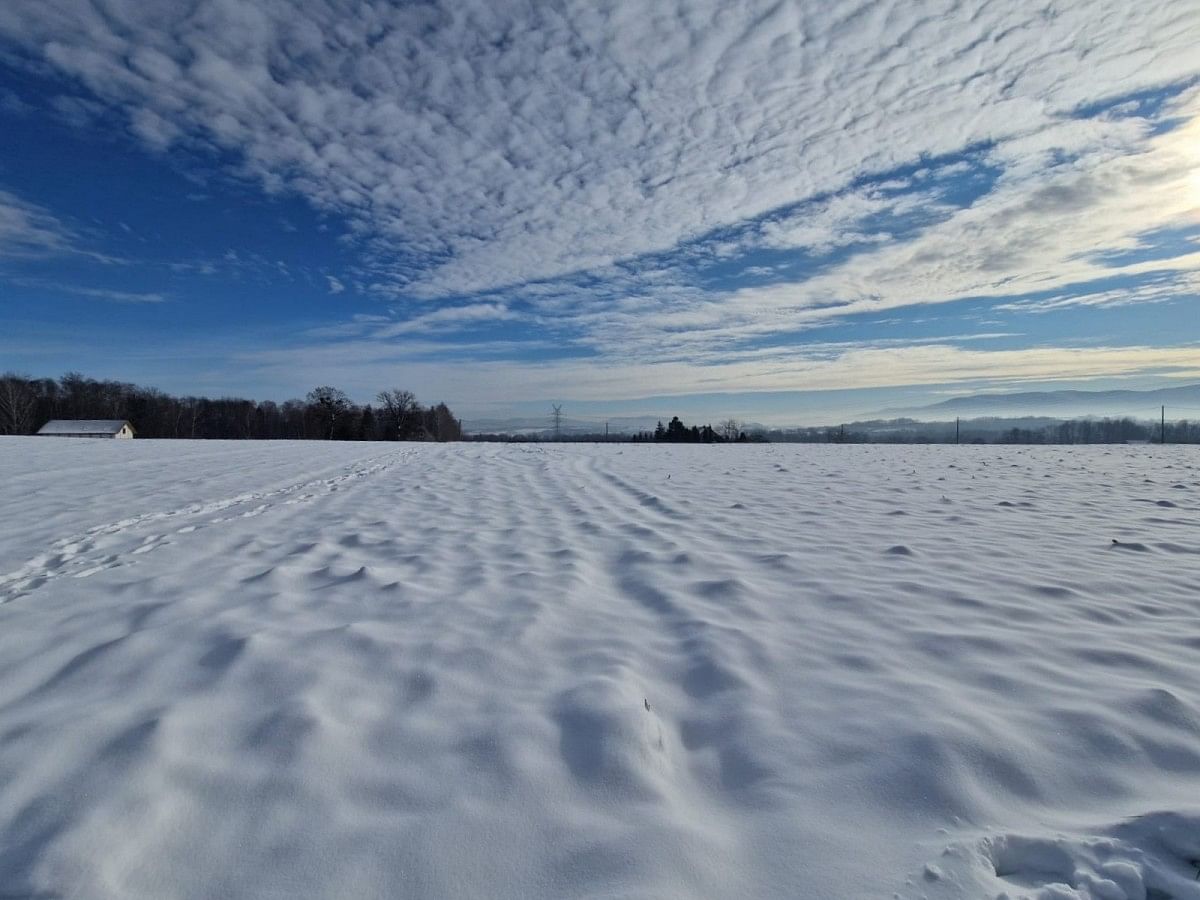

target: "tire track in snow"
[0,448,414,604]
[546,448,782,801]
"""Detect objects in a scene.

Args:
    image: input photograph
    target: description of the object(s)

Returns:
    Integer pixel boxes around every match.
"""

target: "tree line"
[0,372,463,441]
[638,416,748,442]
[763,416,1200,444]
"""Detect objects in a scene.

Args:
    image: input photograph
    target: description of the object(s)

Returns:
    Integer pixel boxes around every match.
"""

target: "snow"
[1,438,1199,899]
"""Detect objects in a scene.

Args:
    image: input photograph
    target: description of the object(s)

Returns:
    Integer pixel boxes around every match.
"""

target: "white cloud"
[58,285,167,304]
[2,0,1197,303]
[306,303,520,341]
[7,276,166,303]
[370,303,519,337]
[235,340,1200,412]
[602,92,1200,354]
[0,86,31,115]
[995,271,1200,313]
[4,0,1199,408]
[0,188,132,266]
[49,93,107,129]
[0,189,75,258]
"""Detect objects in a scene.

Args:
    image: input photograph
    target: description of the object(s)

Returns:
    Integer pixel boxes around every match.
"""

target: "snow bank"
[1,439,1198,898]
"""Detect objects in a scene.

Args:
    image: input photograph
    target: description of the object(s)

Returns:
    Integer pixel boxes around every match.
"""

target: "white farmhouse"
[37,420,136,439]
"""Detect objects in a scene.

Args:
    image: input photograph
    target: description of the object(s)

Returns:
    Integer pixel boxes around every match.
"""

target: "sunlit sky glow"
[1,0,1199,425]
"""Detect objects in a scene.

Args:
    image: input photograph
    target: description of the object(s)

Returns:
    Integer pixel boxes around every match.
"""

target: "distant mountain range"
[463,415,650,436]
[464,414,769,437]
[465,384,1200,437]
[880,383,1200,420]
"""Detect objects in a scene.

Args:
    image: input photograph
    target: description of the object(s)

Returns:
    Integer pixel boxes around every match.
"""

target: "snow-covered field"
[1,438,1198,899]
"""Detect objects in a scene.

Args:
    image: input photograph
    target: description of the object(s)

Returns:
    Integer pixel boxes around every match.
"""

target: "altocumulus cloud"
[1,0,1199,400]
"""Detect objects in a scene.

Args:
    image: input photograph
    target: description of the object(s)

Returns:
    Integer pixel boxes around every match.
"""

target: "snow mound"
[910,811,1200,899]
[553,675,676,798]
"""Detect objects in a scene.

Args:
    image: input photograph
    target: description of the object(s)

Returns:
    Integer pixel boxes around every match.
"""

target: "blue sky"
[1,0,1198,426]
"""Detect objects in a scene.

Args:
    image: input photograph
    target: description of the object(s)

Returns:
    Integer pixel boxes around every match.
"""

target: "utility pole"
[551,404,562,442]
[1162,405,1166,444]
[605,421,609,442]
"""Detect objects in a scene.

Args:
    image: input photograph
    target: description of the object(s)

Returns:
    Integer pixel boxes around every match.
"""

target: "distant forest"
[5,372,1197,445]
[0,372,463,441]
[471,414,1200,444]
[763,416,1200,444]
[469,415,753,443]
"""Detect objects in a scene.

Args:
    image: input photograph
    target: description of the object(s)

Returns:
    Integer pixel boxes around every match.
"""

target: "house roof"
[37,419,133,435]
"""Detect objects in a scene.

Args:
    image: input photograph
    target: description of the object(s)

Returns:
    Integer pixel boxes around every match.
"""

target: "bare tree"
[183,397,203,438]
[306,386,351,439]
[0,373,39,435]
[376,388,417,440]
[551,403,562,441]
[720,418,741,441]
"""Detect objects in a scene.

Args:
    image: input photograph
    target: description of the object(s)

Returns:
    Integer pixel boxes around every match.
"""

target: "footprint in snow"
[1111,539,1151,552]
